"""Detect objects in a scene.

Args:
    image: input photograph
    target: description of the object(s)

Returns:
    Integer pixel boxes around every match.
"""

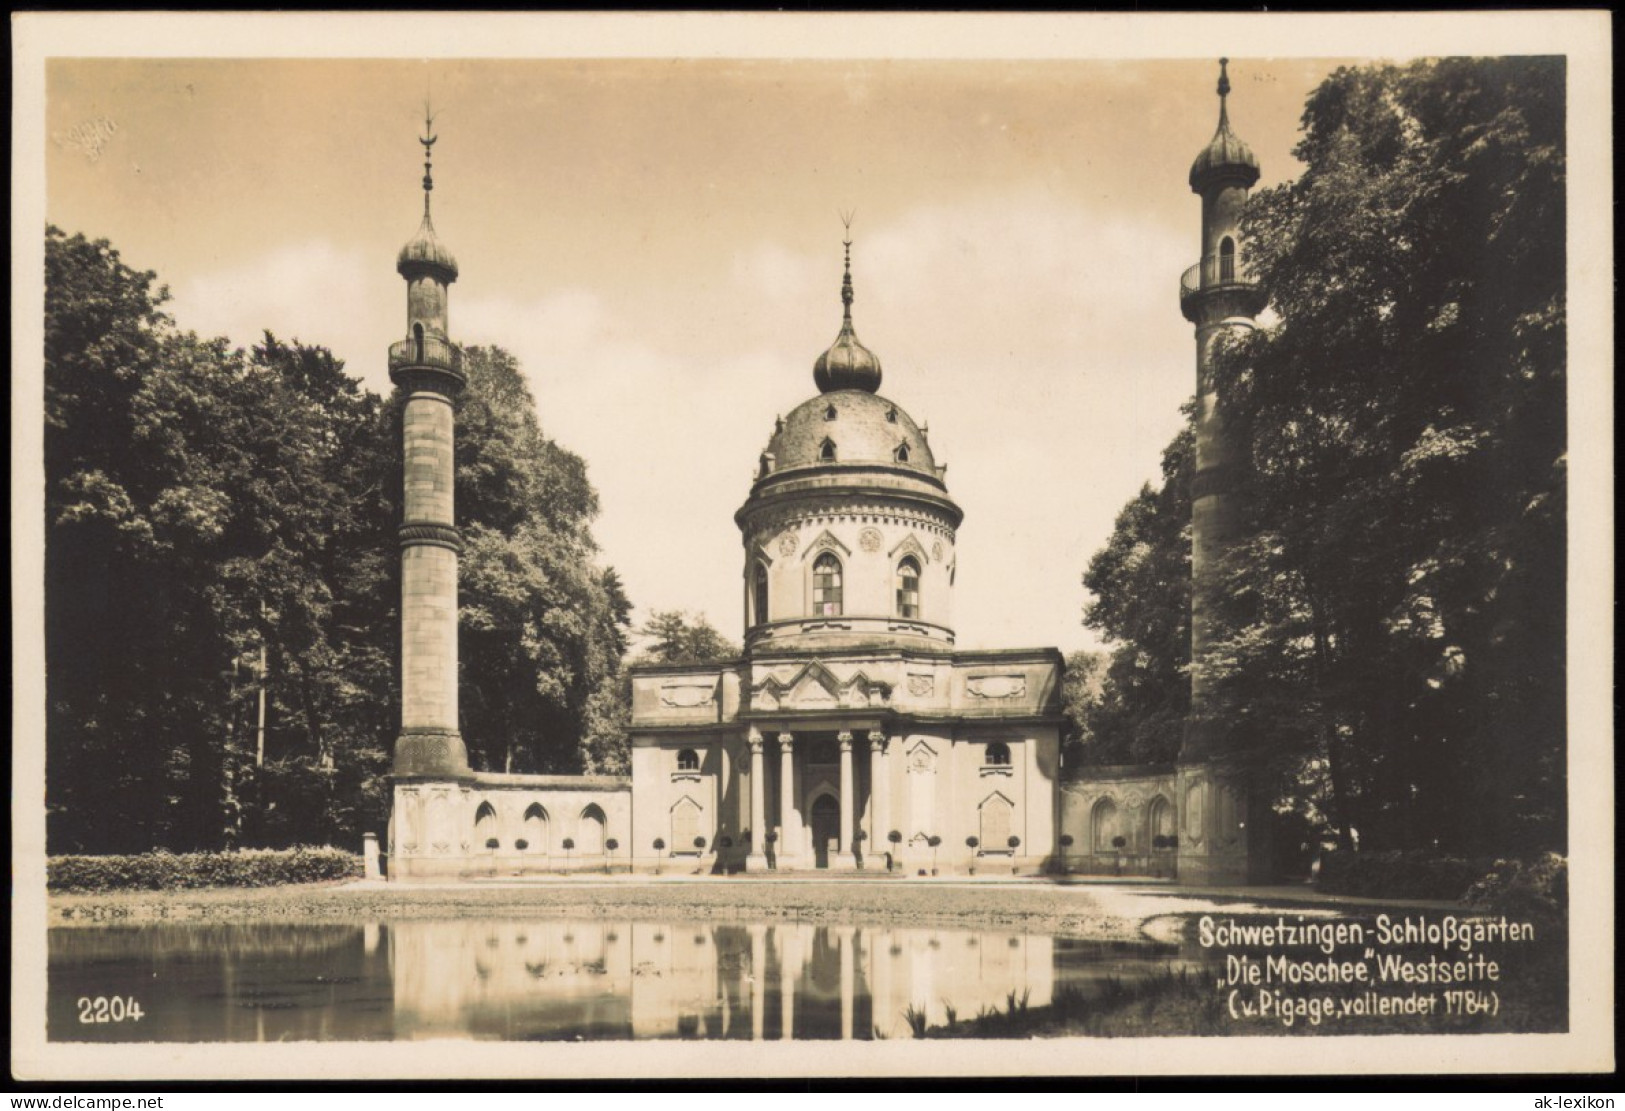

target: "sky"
[44,50,1345,654]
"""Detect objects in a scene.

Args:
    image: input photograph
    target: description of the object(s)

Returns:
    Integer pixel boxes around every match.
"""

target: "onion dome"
[1189,58,1260,193]
[765,389,938,476]
[397,212,459,281]
[812,231,882,393]
[396,112,459,282]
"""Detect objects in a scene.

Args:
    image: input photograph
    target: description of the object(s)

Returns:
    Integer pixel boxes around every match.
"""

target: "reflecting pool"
[50,918,1194,1042]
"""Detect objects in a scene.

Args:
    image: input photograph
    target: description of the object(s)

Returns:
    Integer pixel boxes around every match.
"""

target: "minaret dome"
[812,219,883,393]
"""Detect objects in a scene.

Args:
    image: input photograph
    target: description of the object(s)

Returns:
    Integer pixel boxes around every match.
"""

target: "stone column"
[777,732,797,869]
[836,731,857,870]
[746,728,769,872]
[867,730,887,869]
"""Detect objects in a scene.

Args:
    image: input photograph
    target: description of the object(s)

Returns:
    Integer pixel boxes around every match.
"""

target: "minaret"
[1175,59,1267,885]
[390,107,469,797]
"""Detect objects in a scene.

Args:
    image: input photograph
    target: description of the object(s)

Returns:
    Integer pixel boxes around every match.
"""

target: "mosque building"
[384,61,1266,884]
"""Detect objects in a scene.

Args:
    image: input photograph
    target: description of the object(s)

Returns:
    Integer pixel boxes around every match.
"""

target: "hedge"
[1465,852,1568,922]
[49,847,361,893]
[1315,849,1489,901]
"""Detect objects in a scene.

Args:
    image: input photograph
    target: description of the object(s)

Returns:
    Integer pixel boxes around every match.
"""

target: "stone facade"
[628,650,1062,874]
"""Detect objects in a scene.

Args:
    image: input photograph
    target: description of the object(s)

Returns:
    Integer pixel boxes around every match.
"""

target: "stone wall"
[389,774,632,881]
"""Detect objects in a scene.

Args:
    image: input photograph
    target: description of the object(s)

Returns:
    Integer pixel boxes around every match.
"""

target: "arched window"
[578,804,607,855]
[824,404,838,421]
[885,406,897,423]
[413,321,425,362]
[1219,236,1236,281]
[979,793,1013,852]
[819,438,837,462]
[813,553,843,616]
[752,562,770,625]
[895,556,921,618]
[984,742,1011,766]
[677,748,700,772]
[522,803,548,852]
[1091,798,1120,853]
[474,801,498,850]
[894,443,910,463]
[671,797,702,851]
[1147,796,1174,846]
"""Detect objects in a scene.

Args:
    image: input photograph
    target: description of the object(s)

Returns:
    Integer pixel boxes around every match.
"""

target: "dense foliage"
[634,609,740,665]
[1081,58,1567,860]
[1078,423,1193,767]
[44,227,633,852]
[48,847,360,893]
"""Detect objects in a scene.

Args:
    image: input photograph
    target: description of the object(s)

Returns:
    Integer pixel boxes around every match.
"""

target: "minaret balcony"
[389,335,468,392]
[1179,253,1266,320]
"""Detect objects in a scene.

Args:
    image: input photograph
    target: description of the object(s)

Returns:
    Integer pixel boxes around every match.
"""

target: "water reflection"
[50,918,1190,1042]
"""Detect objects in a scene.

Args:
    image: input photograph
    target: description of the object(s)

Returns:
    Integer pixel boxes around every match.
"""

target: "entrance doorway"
[810,795,840,869]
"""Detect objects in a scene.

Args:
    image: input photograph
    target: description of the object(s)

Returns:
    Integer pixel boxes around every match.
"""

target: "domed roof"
[764,389,938,477]
[397,212,459,281]
[1189,59,1261,192]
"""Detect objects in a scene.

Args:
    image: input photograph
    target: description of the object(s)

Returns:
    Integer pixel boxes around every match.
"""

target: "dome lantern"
[812,218,882,393]
[397,107,459,283]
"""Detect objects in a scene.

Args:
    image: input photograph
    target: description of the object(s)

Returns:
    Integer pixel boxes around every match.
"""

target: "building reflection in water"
[51,918,1191,1043]
[389,918,1064,1040]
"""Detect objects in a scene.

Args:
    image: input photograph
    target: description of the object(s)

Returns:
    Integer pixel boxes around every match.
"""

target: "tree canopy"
[44,228,634,851]
[1081,57,1566,858]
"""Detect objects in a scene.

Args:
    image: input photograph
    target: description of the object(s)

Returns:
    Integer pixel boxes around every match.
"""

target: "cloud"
[170,240,388,387]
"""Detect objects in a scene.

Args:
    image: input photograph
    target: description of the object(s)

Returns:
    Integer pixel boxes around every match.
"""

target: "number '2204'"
[78,995,145,1023]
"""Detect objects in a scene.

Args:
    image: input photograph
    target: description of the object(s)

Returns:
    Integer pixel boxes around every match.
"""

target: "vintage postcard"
[11,11,1614,1081]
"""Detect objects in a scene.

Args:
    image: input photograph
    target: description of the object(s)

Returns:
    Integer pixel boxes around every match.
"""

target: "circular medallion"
[859,527,882,552]
[778,532,799,557]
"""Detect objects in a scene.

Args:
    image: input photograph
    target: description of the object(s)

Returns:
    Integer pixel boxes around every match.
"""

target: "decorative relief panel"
[659,683,717,709]
[965,674,1027,700]
[778,532,799,557]
[931,540,945,561]
[906,741,937,774]
[907,673,934,697]
[858,527,882,552]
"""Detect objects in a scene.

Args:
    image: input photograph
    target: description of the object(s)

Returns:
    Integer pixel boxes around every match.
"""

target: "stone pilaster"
[746,727,769,872]
[835,732,857,869]
[777,732,797,869]
[867,730,887,868]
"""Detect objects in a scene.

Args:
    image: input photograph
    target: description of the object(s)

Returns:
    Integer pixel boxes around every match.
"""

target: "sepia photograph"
[11,11,1614,1083]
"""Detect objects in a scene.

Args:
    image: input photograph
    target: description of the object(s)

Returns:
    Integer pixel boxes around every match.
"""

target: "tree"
[1206,58,1566,854]
[45,231,634,852]
[1059,649,1106,770]
[634,610,740,665]
[1079,421,1194,767]
[447,346,634,776]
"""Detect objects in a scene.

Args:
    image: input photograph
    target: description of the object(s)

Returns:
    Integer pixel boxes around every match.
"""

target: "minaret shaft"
[1174,58,1264,885]
[391,111,468,781]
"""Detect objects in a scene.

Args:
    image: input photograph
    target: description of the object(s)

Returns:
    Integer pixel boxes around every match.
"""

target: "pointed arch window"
[1219,236,1236,282]
[819,438,837,462]
[824,404,838,421]
[578,804,607,855]
[813,552,843,616]
[894,443,911,463]
[895,556,921,618]
[752,562,770,625]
